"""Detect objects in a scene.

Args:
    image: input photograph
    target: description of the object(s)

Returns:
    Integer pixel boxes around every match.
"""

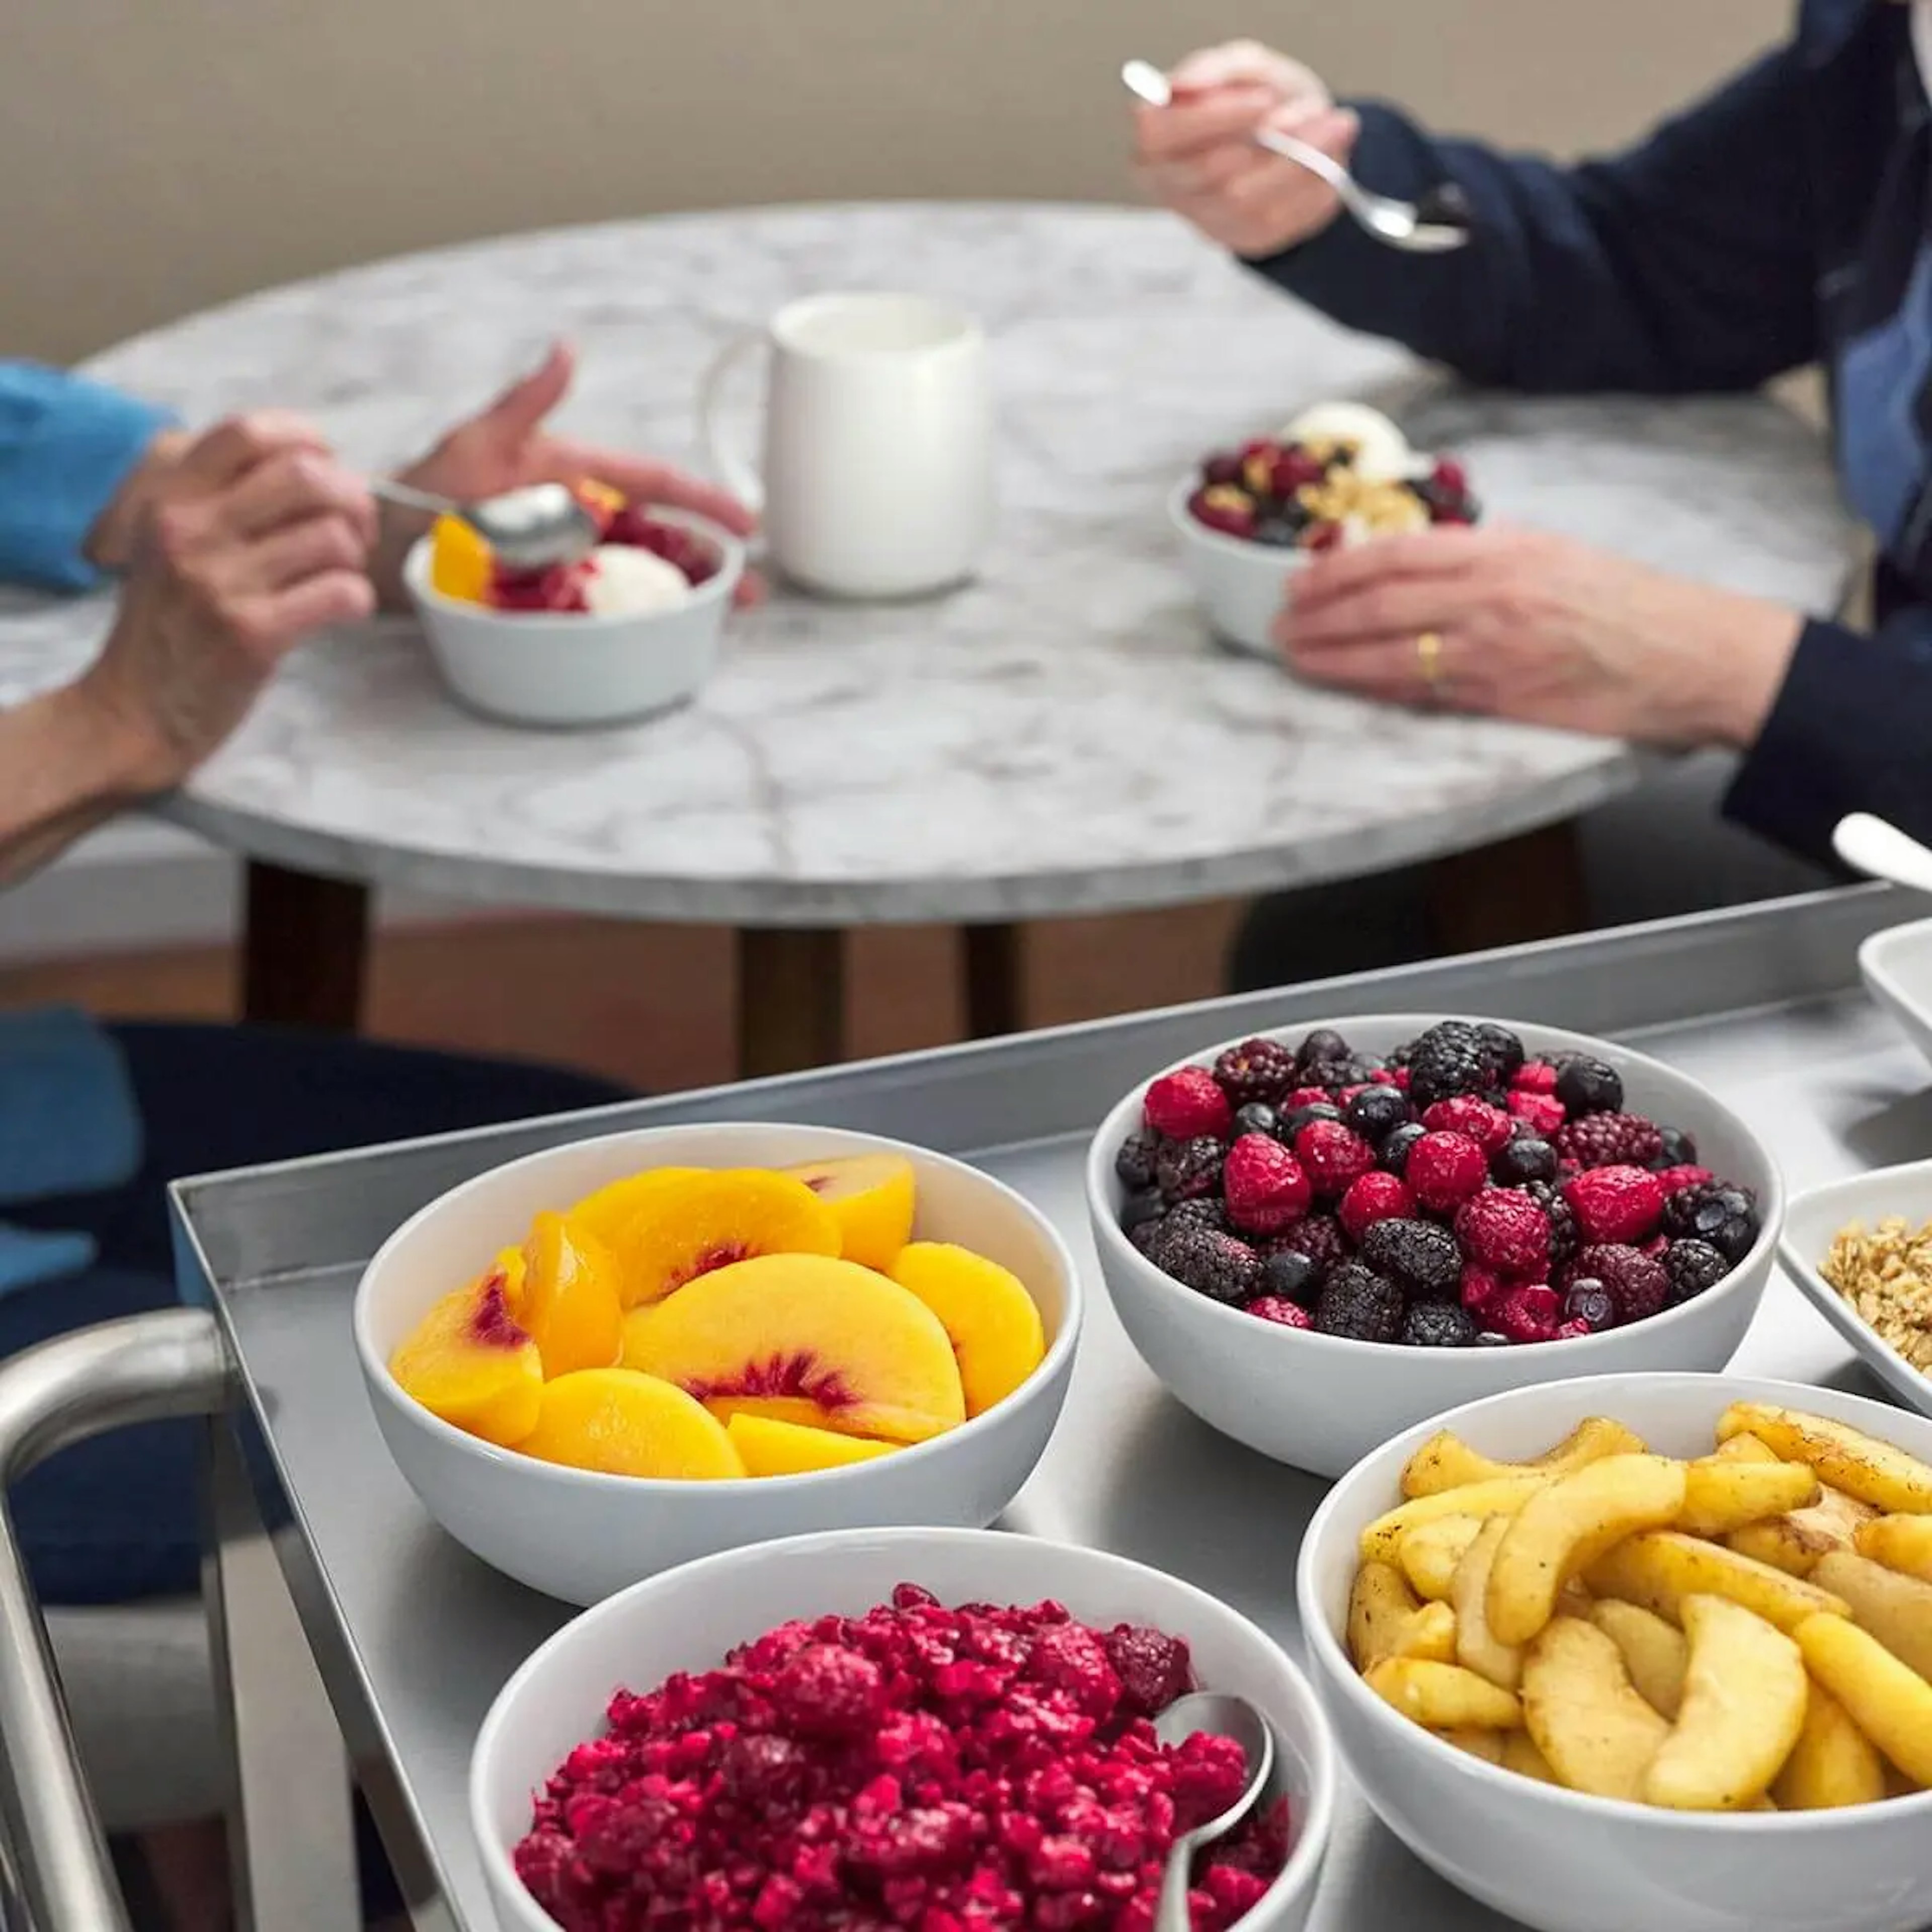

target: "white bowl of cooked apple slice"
[353,1122,1082,1604]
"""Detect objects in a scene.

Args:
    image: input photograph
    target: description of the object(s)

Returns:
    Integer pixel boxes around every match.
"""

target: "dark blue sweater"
[1251,0,1930,865]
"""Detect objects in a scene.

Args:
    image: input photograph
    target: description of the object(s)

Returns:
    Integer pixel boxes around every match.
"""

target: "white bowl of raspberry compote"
[471,1526,1338,1932]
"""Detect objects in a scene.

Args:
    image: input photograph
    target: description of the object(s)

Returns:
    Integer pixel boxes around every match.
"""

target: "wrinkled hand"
[80,415,376,790]
[376,340,760,608]
[1132,40,1357,259]
[1279,525,1803,749]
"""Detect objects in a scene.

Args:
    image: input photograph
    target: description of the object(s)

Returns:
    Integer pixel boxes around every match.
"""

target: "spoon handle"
[1153,1837,1197,1932]
[1251,124,1351,194]
[369,478,456,518]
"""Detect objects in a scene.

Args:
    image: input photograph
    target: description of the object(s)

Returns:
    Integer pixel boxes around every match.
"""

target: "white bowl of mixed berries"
[404,481,745,728]
[1172,403,1479,661]
[1084,1017,1781,1477]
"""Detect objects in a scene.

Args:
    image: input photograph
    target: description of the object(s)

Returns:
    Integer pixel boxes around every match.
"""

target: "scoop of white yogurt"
[1279,401,1422,486]
[582,544,693,617]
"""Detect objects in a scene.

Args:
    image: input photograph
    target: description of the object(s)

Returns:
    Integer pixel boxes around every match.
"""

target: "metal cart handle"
[0,1308,233,1932]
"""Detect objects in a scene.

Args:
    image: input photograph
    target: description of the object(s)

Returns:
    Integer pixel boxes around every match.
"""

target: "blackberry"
[1233,1102,1283,1143]
[1268,1213,1348,1277]
[1314,1262,1404,1342]
[1659,1183,1760,1264]
[1554,1055,1623,1117]
[1476,1024,1525,1081]
[1281,1100,1343,1137]
[1114,1131,1162,1192]
[1380,1122,1427,1177]
[1300,1055,1377,1094]
[1166,1196,1230,1235]
[1253,515,1304,547]
[1119,1189,1166,1237]
[1128,1215,1165,1256]
[1653,1125,1699,1169]
[1213,1037,1298,1107]
[1664,1237,1732,1305]
[1400,1302,1477,1347]
[1405,1021,1495,1107]
[1150,1223,1262,1305]
[1344,1085,1411,1144]
[1492,1136,1557,1185]
[1260,1248,1321,1306]
[1358,1218,1462,1301]
[1155,1136,1227,1203]
[1556,1112,1665,1170]
[1296,1027,1351,1068]
[1570,1243,1669,1325]
[1524,1180,1579,1269]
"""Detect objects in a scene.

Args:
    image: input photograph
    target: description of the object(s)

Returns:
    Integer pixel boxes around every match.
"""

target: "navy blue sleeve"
[1249,45,1817,394]
[1723,616,1932,863]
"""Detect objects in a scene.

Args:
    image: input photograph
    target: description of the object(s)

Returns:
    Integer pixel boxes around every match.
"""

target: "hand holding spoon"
[1122,59,1472,254]
[369,478,600,573]
[1151,1691,1275,1932]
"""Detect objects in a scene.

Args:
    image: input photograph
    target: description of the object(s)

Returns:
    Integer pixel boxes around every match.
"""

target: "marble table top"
[0,202,1856,925]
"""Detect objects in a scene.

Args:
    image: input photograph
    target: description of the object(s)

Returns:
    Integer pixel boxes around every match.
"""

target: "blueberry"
[1281,1101,1343,1137]
[1119,1189,1166,1237]
[1344,1085,1411,1144]
[1653,1125,1698,1168]
[1233,1102,1283,1143]
[1554,1055,1623,1117]
[1296,1028,1351,1068]
[1261,1248,1320,1305]
[1380,1122,1427,1177]
[1491,1137,1557,1185]
[1561,1283,1617,1332]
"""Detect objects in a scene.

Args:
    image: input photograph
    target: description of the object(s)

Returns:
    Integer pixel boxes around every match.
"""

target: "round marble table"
[0,203,1854,1072]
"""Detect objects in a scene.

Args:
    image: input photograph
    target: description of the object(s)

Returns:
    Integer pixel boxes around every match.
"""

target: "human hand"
[377,340,762,609]
[78,415,376,791]
[1132,40,1357,259]
[1278,525,1804,749]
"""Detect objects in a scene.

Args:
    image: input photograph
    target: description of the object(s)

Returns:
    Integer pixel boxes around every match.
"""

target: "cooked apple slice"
[389,1266,542,1447]
[1522,1617,1668,1801]
[781,1154,917,1270]
[620,1253,965,1443]
[889,1241,1045,1416]
[518,1369,743,1479]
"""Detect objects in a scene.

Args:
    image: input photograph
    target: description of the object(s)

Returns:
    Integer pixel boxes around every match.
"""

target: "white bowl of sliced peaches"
[354,1122,1082,1603]
[403,483,745,729]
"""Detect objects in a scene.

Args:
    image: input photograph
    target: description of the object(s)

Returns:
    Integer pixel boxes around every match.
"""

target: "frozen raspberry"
[1663,1238,1731,1305]
[1294,1119,1378,1196]
[1653,1163,1715,1196]
[1315,1261,1404,1342]
[1554,1054,1624,1115]
[1405,1131,1489,1212]
[1455,1188,1553,1277]
[1554,1319,1593,1340]
[1150,1224,1262,1304]
[1421,1097,1512,1151]
[1105,1624,1193,1714]
[773,1643,887,1736]
[1490,1283,1561,1344]
[1304,519,1343,551]
[1191,485,1257,539]
[1266,1213,1348,1277]
[1563,1165,1666,1245]
[1569,1243,1669,1325]
[1512,1059,1560,1095]
[1144,1066,1233,1141]
[1222,1134,1313,1236]
[1506,1090,1567,1136]
[1156,1136,1227,1203]
[1245,1295,1313,1329]
[1460,1263,1506,1315]
[1284,1084,1335,1111]
[1212,1037,1298,1106]
[1556,1111,1665,1170]
[491,558,593,612]
[1338,1170,1414,1241]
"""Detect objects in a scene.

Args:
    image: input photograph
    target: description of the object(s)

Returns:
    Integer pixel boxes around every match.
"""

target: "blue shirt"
[0,360,175,592]
[1250,0,1932,866]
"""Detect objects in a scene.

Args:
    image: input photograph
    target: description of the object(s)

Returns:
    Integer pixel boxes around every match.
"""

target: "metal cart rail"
[1,883,1927,1929]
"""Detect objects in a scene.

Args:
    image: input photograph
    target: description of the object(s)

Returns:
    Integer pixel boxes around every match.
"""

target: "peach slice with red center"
[517,1368,744,1479]
[564,1167,705,1254]
[389,1266,542,1447]
[603,1170,843,1310]
[890,1241,1045,1417]
[780,1154,917,1270]
[519,1210,623,1378]
[726,1412,897,1477]
[619,1252,964,1443]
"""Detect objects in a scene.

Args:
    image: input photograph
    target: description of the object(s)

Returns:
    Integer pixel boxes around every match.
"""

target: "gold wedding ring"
[1416,629,1446,696]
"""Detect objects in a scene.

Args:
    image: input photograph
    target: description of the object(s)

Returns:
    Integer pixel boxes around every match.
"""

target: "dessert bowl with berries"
[1084,1016,1781,1477]
[355,1121,1080,1604]
[1173,401,1480,660]
[403,482,745,728]
[471,1525,1338,1932]
[1295,1373,1932,1932]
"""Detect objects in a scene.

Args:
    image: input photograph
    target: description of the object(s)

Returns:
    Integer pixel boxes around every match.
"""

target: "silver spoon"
[1151,1691,1275,1932]
[369,478,600,572]
[1833,813,1932,895]
[1122,59,1472,255]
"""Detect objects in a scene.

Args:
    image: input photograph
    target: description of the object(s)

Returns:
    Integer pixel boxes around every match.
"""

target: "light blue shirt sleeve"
[0,360,178,593]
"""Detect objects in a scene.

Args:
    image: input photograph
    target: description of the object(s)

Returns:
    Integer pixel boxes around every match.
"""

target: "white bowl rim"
[469,1523,1340,1927]
[403,505,745,628]
[1165,474,1315,567]
[1298,1367,1932,1832]
[1086,1011,1784,1361]
[354,1121,1085,1496]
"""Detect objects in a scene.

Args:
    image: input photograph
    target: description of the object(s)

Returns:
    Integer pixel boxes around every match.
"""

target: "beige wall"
[7,1,1785,364]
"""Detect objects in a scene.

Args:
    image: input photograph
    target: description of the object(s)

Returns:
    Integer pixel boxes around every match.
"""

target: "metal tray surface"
[171,885,1932,1931]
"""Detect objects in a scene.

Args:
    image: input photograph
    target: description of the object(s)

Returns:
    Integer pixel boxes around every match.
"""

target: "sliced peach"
[889,1241,1045,1417]
[727,1412,897,1477]
[780,1154,917,1270]
[428,513,493,605]
[620,1252,964,1443]
[605,1170,842,1309]
[565,1167,706,1253]
[572,478,627,533]
[517,1369,744,1479]
[389,1267,542,1446]
[519,1211,623,1378]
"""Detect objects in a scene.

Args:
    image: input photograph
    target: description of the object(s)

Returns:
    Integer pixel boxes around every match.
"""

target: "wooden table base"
[241,863,371,1032]
[736,929,846,1080]
[1425,820,1589,956]
[961,923,1025,1041]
